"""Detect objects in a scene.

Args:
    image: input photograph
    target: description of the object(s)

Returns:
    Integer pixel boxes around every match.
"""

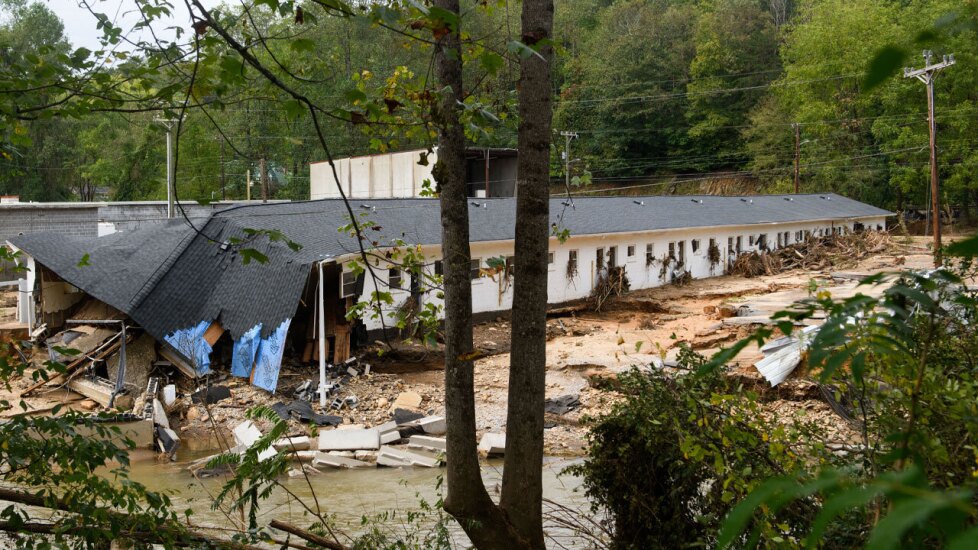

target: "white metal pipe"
[317,261,327,407]
[166,126,174,219]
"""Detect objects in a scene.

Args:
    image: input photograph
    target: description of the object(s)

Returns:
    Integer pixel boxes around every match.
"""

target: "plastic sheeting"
[164,320,213,376]
[251,318,291,393]
[231,323,263,378]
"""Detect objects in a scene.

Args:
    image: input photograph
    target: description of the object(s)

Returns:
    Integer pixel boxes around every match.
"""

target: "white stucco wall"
[345,215,888,331]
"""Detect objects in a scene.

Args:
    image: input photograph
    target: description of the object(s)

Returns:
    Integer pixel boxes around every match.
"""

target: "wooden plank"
[333,325,351,363]
[203,321,225,345]
[158,343,199,379]
[20,337,124,397]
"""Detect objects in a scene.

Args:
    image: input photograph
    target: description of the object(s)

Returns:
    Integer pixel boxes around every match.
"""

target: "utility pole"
[246,169,251,201]
[905,50,955,267]
[220,140,226,201]
[560,131,578,189]
[792,123,800,194]
[259,157,269,203]
[155,118,177,218]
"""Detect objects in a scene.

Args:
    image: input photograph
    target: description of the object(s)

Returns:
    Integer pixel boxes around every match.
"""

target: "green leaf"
[947,236,978,257]
[863,46,906,91]
[479,51,504,75]
[866,493,956,549]
[507,40,545,61]
[240,249,269,265]
[77,253,91,267]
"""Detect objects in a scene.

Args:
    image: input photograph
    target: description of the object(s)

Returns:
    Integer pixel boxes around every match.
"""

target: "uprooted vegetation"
[731,231,895,278]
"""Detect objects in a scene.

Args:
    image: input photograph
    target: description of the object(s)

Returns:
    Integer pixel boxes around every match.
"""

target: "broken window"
[677,241,685,264]
[388,268,401,289]
[607,246,617,268]
[736,236,743,253]
[691,240,700,253]
[758,234,767,250]
[568,250,578,273]
[596,248,605,271]
[627,245,635,257]
[470,258,481,280]
[341,271,358,297]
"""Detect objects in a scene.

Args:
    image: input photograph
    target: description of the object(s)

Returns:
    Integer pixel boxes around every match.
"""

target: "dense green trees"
[1,0,976,210]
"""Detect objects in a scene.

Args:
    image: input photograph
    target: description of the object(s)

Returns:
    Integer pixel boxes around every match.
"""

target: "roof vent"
[820,195,831,200]
[691,199,703,204]
[784,197,793,201]
[633,200,645,206]
[470,201,487,208]
[561,200,573,207]
[359,203,374,211]
[740,198,753,204]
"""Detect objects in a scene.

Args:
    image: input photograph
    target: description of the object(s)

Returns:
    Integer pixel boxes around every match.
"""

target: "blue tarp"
[231,323,263,378]
[163,320,213,376]
[251,319,291,393]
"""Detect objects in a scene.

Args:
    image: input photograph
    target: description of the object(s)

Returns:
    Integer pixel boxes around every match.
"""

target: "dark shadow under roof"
[10,194,891,341]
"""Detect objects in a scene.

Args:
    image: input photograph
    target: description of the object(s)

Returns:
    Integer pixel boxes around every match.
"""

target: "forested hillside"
[1,0,974,210]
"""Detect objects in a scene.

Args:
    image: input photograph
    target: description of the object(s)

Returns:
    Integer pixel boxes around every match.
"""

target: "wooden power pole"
[259,157,269,203]
[793,123,800,194]
[905,50,955,267]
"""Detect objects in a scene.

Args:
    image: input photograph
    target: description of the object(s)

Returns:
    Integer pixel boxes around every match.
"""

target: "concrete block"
[409,435,446,452]
[318,428,380,451]
[380,431,402,444]
[233,420,262,448]
[157,427,180,455]
[478,433,506,456]
[377,446,440,468]
[152,399,169,429]
[313,452,374,469]
[374,420,398,434]
[273,436,311,451]
[419,416,446,435]
[327,450,355,458]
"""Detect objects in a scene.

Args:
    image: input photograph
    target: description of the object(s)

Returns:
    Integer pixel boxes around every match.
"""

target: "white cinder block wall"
[346,215,888,331]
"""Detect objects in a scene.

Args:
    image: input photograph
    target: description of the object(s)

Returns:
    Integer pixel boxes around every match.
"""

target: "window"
[568,250,578,272]
[736,236,743,253]
[691,239,700,253]
[727,237,734,253]
[434,260,443,276]
[470,258,481,280]
[749,235,755,247]
[388,268,401,288]
[548,252,554,264]
[596,248,605,271]
[795,230,803,242]
[646,243,654,265]
[758,234,767,249]
[777,233,783,247]
[627,245,636,257]
[608,246,618,268]
[677,241,685,264]
[505,256,515,279]
[668,242,676,260]
[341,271,358,297]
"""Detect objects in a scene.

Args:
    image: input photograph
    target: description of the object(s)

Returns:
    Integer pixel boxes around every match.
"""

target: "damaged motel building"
[5,194,889,417]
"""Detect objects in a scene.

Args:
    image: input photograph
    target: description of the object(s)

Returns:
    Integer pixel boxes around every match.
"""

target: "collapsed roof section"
[9,194,891,344]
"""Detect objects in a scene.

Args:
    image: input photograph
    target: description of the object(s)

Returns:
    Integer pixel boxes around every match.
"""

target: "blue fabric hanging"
[251,318,291,392]
[231,323,263,378]
[163,320,214,376]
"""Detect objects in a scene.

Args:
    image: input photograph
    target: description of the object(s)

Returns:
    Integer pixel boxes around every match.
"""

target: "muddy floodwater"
[126,449,598,548]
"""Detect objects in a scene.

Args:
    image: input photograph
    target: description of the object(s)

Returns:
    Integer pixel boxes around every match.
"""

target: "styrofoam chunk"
[419,416,446,435]
[233,420,262,448]
[162,384,177,406]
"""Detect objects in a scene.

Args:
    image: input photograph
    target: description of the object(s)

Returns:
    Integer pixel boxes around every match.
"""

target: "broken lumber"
[67,377,132,410]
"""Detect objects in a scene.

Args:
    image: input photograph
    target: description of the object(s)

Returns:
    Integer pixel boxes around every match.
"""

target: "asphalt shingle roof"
[9,193,891,341]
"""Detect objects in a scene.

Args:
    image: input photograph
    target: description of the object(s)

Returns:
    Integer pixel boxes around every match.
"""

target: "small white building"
[309,148,519,200]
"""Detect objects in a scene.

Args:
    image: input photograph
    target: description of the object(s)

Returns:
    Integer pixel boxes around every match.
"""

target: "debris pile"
[732,231,894,278]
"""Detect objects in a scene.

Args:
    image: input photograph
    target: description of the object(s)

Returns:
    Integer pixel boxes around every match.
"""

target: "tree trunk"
[432,1,528,548]
[499,0,554,547]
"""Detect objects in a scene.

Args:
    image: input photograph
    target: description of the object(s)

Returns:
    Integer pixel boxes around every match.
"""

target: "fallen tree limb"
[0,487,261,549]
[269,519,349,550]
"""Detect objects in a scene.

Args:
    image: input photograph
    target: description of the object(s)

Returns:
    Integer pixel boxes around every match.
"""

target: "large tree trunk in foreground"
[499,0,555,547]
[432,0,518,546]
[435,0,554,547]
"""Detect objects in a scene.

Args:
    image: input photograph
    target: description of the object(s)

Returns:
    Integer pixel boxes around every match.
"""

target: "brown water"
[126,449,599,548]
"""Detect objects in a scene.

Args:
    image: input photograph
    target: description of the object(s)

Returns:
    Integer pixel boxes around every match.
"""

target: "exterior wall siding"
[349,215,888,331]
